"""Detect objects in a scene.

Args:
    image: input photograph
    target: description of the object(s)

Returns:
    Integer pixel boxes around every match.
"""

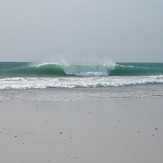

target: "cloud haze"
[0,0,163,62]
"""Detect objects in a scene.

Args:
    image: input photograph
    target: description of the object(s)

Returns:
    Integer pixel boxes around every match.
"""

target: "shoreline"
[0,98,163,163]
[1,85,163,102]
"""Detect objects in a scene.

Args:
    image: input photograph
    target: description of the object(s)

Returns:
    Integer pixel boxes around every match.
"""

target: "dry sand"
[0,98,163,163]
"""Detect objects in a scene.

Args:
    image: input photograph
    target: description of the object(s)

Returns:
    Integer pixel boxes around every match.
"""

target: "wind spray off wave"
[0,62,163,90]
[0,63,115,77]
[0,62,163,77]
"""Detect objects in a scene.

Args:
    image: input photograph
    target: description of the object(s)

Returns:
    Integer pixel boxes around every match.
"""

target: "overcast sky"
[0,0,163,62]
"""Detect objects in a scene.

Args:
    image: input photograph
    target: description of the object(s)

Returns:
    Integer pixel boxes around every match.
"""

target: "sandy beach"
[0,98,163,163]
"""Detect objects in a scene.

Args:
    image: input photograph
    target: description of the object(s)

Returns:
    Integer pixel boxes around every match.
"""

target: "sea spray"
[62,64,111,76]
[0,62,163,77]
[0,62,163,101]
[0,62,115,77]
[0,62,163,90]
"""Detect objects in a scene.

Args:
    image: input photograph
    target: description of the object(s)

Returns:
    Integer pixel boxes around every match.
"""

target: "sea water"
[0,62,163,101]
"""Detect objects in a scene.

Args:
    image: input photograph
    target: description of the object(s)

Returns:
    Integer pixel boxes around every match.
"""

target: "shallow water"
[0,84,163,102]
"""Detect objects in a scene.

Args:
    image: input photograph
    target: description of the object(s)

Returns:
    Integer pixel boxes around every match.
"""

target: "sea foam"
[0,75,163,90]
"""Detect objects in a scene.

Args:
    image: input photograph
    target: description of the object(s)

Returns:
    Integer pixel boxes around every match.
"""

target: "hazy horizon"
[0,0,163,62]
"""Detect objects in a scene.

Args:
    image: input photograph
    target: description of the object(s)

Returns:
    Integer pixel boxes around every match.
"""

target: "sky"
[0,0,163,62]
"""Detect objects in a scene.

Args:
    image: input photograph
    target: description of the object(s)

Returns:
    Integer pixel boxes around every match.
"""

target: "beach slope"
[0,98,163,163]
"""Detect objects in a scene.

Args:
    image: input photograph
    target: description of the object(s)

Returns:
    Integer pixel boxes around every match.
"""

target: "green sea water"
[0,62,163,101]
[0,62,163,77]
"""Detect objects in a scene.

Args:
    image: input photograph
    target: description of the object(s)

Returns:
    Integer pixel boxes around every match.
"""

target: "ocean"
[0,62,163,102]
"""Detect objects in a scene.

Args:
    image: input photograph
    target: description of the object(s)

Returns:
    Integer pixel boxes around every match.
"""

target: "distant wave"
[0,63,163,77]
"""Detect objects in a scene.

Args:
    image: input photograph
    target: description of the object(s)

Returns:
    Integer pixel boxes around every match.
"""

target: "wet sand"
[0,98,163,163]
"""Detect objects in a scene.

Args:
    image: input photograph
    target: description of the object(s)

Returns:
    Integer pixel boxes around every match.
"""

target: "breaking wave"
[0,63,163,77]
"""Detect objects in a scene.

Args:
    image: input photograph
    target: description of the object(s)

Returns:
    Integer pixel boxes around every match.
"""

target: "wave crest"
[0,63,163,77]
